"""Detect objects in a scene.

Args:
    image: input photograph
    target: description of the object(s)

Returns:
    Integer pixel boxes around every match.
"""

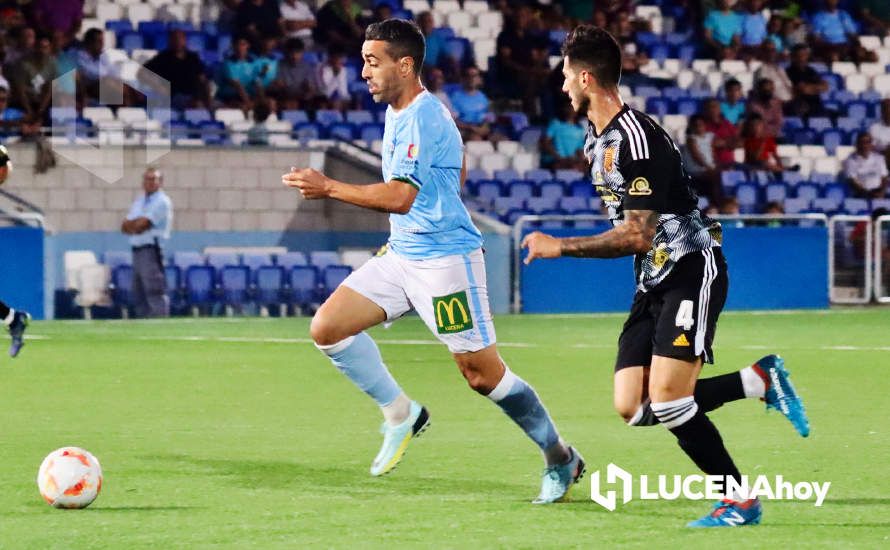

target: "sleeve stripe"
[393,176,422,190]
[628,111,650,159]
[618,116,641,161]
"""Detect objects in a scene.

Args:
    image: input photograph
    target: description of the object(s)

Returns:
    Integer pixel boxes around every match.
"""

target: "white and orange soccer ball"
[37,447,103,509]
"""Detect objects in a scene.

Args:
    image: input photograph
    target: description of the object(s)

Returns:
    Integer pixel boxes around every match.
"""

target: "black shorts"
[615,247,728,371]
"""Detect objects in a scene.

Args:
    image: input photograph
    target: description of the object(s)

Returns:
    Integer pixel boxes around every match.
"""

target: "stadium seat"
[811,197,841,214]
[185,265,215,314]
[359,123,384,144]
[554,169,584,183]
[764,183,788,203]
[496,141,520,156]
[807,117,833,132]
[783,198,811,214]
[255,265,285,314]
[340,250,373,270]
[518,127,542,150]
[493,168,520,182]
[184,109,212,125]
[526,197,559,213]
[329,122,356,141]
[315,110,343,126]
[539,181,564,199]
[823,183,847,203]
[289,265,319,313]
[241,253,273,279]
[524,169,552,184]
[293,122,320,141]
[164,265,183,312]
[309,251,341,270]
[103,250,131,271]
[321,265,352,299]
[280,110,310,125]
[736,183,759,208]
[843,198,869,215]
[220,265,250,313]
[559,196,588,213]
[205,252,239,275]
[493,196,525,214]
[276,251,308,270]
[215,108,246,126]
[110,265,133,314]
[796,183,820,201]
[569,180,594,198]
[507,180,535,199]
[475,180,503,202]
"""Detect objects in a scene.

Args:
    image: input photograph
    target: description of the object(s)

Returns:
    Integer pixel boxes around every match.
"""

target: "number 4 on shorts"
[675,300,694,331]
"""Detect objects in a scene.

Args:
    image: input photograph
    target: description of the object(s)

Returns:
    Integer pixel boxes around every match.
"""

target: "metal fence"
[876,215,890,304]
[828,215,872,304]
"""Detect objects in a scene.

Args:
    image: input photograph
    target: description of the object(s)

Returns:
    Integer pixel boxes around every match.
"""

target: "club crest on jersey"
[603,146,616,172]
[629,177,652,196]
[653,243,670,269]
[407,144,419,158]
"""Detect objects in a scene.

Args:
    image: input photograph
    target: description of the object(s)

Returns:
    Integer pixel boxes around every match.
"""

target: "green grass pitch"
[1,309,888,548]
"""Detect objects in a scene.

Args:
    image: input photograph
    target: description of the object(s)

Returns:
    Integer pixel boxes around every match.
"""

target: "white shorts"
[341,248,496,353]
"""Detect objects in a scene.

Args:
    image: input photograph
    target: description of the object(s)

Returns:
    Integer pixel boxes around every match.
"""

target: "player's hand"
[521,231,561,265]
[282,167,332,199]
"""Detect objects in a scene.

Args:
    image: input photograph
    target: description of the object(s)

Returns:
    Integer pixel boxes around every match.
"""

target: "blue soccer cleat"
[532,446,585,504]
[756,355,810,437]
[7,310,30,358]
[687,498,762,527]
[369,401,430,476]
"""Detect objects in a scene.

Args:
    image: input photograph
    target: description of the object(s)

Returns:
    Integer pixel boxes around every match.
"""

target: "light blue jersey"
[382,90,482,259]
[126,190,173,247]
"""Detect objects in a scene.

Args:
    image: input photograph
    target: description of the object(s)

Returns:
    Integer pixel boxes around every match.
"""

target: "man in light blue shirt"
[704,0,742,54]
[121,167,172,317]
[812,0,858,45]
[740,0,767,47]
[282,18,583,504]
[448,65,493,141]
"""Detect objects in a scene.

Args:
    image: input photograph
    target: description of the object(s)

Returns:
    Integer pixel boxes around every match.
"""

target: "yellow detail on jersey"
[673,334,690,347]
[603,146,615,172]
[628,177,652,196]
[653,245,670,268]
[596,185,618,202]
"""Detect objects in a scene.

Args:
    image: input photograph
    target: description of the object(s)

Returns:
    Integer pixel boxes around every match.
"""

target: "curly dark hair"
[561,25,622,88]
[365,18,426,74]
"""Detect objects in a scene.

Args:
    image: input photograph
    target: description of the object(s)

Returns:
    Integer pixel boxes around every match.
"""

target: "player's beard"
[574,94,591,119]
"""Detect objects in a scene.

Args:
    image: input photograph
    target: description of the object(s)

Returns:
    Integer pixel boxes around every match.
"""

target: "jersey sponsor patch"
[433,291,474,334]
[408,143,419,158]
[673,333,690,347]
[628,177,652,196]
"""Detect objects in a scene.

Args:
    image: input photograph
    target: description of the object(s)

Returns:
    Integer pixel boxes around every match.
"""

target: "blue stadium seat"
[634,85,661,99]
[645,97,670,117]
[185,265,215,312]
[169,120,190,141]
[309,251,341,270]
[526,197,559,213]
[119,31,144,53]
[539,181,564,199]
[476,180,503,202]
[811,197,841,214]
[555,169,584,183]
[185,31,205,53]
[662,86,689,102]
[823,183,847,203]
[507,180,536,199]
[782,117,804,132]
[765,183,788,203]
[493,196,525,214]
[494,168,520,182]
[843,198,869,215]
[103,250,131,271]
[241,253,273,279]
[721,170,746,193]
[569,179,594,198]
[572,210,607,229]
[206,252,239,275]
[281,110,310,125]
[164,265,183,312]
[289,265,319,311]
[173,251,204,272]
[467,168,488,182]
[559,196,588,213]
[524,169,552,184]
[443,37,469,62]
[810,173,836,186]
[105,20,133,33]
[293,122,320,140]
[821,130,842,155]
[200,120,226,144]
[201,21,219,36]
[216,33,232,54]
[782,171,805,187]
[328,122,355,140]
[221,265,250,310]
[315,109,343,126]
[503,208,530,225]
[149,107,179,123]
[184,109,212,125]
[796,183,820,201]
[675,99,699,117]
[871,198,890,211]
[847,101,868,120]
[792,129,818,145]
[503,111,530,135]
[256,266,285,309]
[783,198,811,214]
[111,265,133,312]
[359,123,384,143]
[736,183,759,207]
[276,251,308,270]
[808,117,833,132]
[322,265,352,299]
[519,127,543,149]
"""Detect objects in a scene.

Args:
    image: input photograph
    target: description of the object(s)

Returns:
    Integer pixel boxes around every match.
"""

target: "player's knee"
[309,314,342,347]
[648,380,688,403]
[613,400,638,424]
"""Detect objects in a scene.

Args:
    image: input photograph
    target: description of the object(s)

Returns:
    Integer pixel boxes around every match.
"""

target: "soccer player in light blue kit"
[282,19,584,503]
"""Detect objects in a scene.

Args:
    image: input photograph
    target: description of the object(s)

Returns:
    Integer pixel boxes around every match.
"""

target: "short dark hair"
[83,28,103,45]
[724,78,741,91]
[284,37,305,53]
[365,18,426,74]
[561,25,622,88]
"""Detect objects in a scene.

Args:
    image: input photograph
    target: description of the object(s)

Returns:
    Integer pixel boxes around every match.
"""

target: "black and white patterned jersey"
[584,104,722,292]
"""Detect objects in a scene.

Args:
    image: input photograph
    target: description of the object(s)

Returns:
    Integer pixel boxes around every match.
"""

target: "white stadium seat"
[463,0,488,13]
[473,39,496,71]
[126,3,155,23]
[776,144,800,158]
[859,35,882,50]
[872,74,890,97]
[691,59,716,75]
[215,108,246,126]
[83,107,115,123]
[64,251,99,290]
[117,107,148,124]
[813,157,840,175]
[75,264,111,314]
[433,0,461,14]
[475,12,503,35]
[859,62,884,76]
[446,11,473,32]
[404,0,431,14]
[95,3,123,21]
[511,152,537,174]
[800,145,825,158]
[496,141,520,156]
[835,146,854,160]
[465,140,495,156]
[844,74,869,94]
[830,61,856,76]
[131,49,157,65]
[718,60,746,75]
[479,152,509,172]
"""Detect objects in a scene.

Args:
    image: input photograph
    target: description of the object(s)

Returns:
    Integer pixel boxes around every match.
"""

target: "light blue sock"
[316,332,402,407]
[486,368,568,464]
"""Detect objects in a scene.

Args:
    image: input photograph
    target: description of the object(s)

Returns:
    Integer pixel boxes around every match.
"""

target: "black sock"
[0,300,9,321]
[660,405,742,487]
[629,373,746,427]
[694,372,745,412]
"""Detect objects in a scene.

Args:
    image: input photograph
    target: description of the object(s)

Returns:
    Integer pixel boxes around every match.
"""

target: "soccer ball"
[37,447,103,509]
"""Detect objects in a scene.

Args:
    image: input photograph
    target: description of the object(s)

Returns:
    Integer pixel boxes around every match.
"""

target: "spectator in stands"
[494,5,543,103]
[29,0,82,42]
[754,40,793,102]
[720,79,745,126]
[417,12,445,73]
[317,46,350,110]
[742,113,783,173]
[869,99,890,166]
[780,16,807,50]
[764,201,784,215]
[424,66,456,117]
[844,132,889,199]
[4,26,35,66]
[703,0,742,59]
[719,196,741,215]
[236,0,283,48]
[314,0,364,54]
[785,44,829,118]
[0,84,39,138]
[810,0,859,62]
[142,30,212,110]
[121,167,172,318]
[280,0,316,48]
[75,28,130,108]
[269,37,318,111]
[246,99,271,145]
[739,0,768,58]
[859,0,890,35]
[449,65,494,142]
[683,114,723,205]
[10,33,55,122]
[368,2,393,26]
[560,0,594,22]
[540,101,586,171]
[50,29,77,99]
[217,36,261,111]
[746,77,783,138]
[702,98,740,169]
[765,16,785,54]
[254,37,280,110]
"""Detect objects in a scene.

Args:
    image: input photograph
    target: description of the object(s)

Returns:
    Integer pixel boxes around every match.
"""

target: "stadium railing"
[876,214,890,304]
[829,215,872,305]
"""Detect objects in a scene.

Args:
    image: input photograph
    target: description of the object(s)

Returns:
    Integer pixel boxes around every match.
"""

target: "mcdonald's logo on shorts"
[433,291,474,334]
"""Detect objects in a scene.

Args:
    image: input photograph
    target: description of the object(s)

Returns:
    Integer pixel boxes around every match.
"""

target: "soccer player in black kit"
[522,26,810,527]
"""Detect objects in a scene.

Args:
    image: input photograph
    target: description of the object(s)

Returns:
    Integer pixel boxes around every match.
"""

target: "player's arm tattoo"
[559,209,658,258]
